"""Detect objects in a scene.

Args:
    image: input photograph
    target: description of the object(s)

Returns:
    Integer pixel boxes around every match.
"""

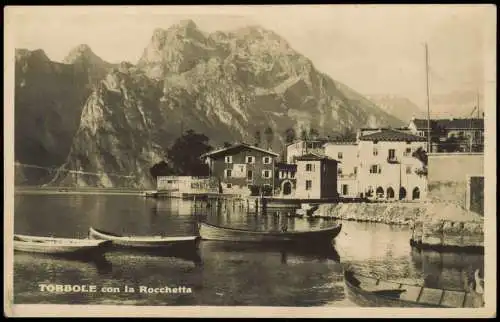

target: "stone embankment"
[314,201,484,251]
[314,202,426,225]
[409,202,484,252]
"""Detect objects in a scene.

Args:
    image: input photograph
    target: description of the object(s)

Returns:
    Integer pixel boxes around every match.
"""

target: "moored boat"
[343,269,484,308]
[88,227,200,249]
[13,234,111,257]
[197,221,342,244]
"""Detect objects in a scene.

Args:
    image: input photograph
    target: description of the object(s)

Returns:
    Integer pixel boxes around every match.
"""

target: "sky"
[6,5,496,113]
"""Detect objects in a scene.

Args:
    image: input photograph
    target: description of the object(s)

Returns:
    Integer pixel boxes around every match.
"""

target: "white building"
[357,129,428,201]
[323,141,359,197]
[286,140,326,164]
[157,176,219,194]
[294,153,339,200]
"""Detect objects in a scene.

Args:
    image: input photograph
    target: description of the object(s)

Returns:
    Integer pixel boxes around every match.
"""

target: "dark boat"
[198,221,342,244]
[343,269,484,308]
[14,234,111,257]
[89,227,200,249]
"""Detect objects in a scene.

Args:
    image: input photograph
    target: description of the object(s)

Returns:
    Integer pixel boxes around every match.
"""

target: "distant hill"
[365,94,426,124]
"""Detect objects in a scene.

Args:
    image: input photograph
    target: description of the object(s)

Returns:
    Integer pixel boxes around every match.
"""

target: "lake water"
[12,193,484,306]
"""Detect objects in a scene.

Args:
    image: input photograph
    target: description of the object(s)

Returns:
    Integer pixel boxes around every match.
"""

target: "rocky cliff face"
[17,20,405,188]
[14,46,114,185]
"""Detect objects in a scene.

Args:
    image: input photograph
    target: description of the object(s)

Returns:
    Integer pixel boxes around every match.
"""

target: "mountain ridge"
[15,21,405,188]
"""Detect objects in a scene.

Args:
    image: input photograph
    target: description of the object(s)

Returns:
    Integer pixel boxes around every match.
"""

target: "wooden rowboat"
[198,222,342,243]
[343,269,484,308]
[88,227,200,249]
[13,234,111,257]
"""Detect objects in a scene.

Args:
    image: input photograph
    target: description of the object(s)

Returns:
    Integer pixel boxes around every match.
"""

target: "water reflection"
[13,194,484,306]
[201,241,341,264]
[410,248,484,290]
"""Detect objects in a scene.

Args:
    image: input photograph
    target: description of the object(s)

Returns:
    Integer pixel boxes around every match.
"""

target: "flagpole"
[425,43,431,153]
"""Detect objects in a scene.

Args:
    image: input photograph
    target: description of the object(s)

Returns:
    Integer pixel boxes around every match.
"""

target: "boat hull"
[88,227,200,249]
[343,270,484,308]
[198,222,342,243]
[13,235,111,257]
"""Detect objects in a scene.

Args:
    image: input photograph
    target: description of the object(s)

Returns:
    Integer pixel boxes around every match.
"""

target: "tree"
[254,130,262,147]
[309,128,320,140]
[441,135,461,153]
[149,161,174,186]
[412,147,428,177]
[340,127,357,141]
[264,127,274,149]
[300,128,308,141]
[167,129,212,176]
[284,128,296,144]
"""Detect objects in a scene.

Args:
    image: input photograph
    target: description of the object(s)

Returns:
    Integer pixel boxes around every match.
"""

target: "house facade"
[408,117,484,152]
[357,129,428,201]
[200,143,279,196]
[294,153,339,199]
[323,141,359,197]
[274,162,297,198]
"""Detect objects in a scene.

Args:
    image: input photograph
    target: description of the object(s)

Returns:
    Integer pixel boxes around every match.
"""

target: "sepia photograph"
[4,4,496,318]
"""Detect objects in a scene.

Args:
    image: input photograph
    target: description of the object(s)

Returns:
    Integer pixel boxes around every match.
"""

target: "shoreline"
[14,187,145,196]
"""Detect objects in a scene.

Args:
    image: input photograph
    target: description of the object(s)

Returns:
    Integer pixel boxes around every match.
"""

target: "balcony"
[386,156,399,164]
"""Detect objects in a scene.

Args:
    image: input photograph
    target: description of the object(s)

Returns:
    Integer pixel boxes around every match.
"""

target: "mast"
[425,43,431,153]
[477,89,480,119]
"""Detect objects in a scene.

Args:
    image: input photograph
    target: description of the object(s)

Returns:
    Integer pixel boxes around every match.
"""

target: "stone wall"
[409,202,484,250]
[315,201,484,250]
[315,202,426,225]
[427,153,483,211]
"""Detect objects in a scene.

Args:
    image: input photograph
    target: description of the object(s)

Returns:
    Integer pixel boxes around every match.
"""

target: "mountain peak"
[15,48,50,62]
[176,19,198,30]
[63,44,107,65]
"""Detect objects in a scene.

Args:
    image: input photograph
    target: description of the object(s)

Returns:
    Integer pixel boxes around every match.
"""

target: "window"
[290,172,295,179]
[306,163,314,172]
[373,148,378,156]
[404,147,412,156]
[338,167,343,176]
[353,167,357,175]
[224,169,232,178]
[246,156,255,164]
[224,156,233,164]
[263,156,272,164]
[342,184,349,195]
[279,171,287,179]
[370,165,381,174]
[388,149,396,160]
[338,152,343,159]
[247,170,253,180]
[226,183,232,188]
[406,166,412,174]
[262,170,271,179]
[305,180,312,190]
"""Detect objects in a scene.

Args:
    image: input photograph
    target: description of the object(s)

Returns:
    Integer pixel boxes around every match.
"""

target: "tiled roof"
[276,162,297,171]
[200,143,279,158]
[411,118,484,130]
[323,140,358,145]
[295,153,339,162]
[359,129,427,142]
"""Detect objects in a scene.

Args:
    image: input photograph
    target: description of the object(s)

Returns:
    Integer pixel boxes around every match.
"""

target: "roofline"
[200,143,280,158]
[295,157,340,162]
[358,129,428,142]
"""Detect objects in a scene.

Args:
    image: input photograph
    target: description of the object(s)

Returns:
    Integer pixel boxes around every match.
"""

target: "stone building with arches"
[357,129,428,201]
